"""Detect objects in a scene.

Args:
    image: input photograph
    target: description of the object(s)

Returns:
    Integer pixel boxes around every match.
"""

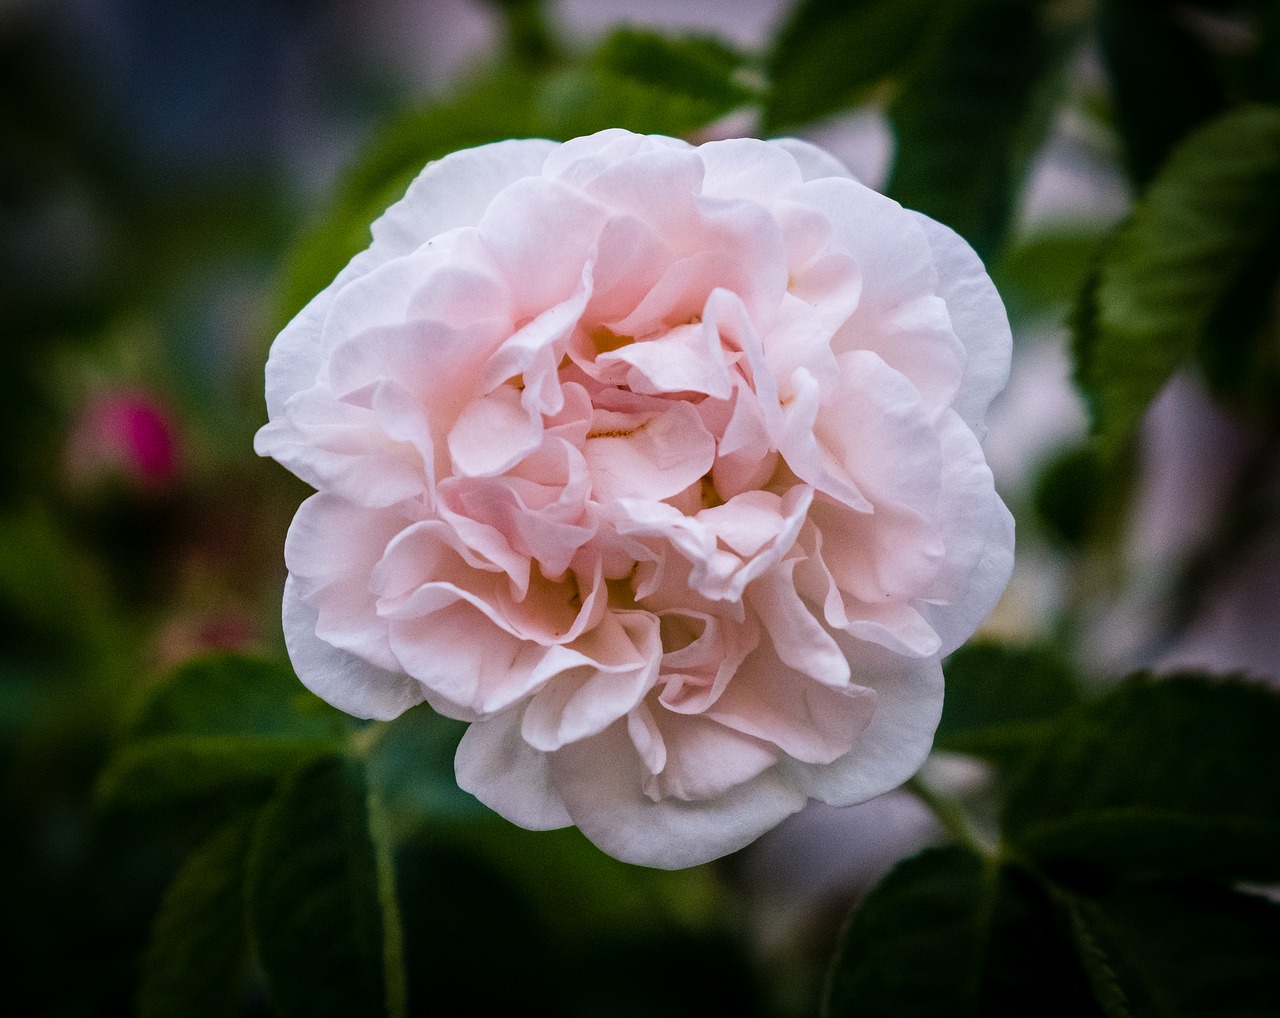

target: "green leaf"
[1003,674,1280,882]
[248,755,405,1018]
[129,654,347,741]
[1097,0,1230,189]
[1031,443,1108,548]
[1073,105,1280,455]
[97,734,341,811]
[990,230,1107,327]
[594,28,757,111]
[138,814,255,1018]
[886,0,1086,259]
[445,820,725,940]
[532,64,738,143]
[824,845,1100,1016]
[365,705,488,839]
[1068,881,1280,1017]
[764,0,936,131]
[937,642,1081,764]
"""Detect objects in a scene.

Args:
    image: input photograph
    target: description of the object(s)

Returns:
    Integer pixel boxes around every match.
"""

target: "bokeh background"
[4,1,1279,1015]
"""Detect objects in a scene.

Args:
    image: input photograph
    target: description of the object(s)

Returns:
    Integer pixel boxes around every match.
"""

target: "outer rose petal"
[263,139,555,418]
[549,720,807,870]
[909,211,1012,439]
[282,575,425,721]
[781,638,944,807]
[455,709,573,830]
[768,137,858,182]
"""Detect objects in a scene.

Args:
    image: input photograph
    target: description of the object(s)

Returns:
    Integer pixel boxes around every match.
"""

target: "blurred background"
[4,0,1279,1015]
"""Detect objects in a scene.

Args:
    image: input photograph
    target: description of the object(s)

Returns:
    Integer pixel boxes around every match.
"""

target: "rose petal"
[455,710,572,829]
[550,720,806,869]
[283,576,424,721]
[781,637,944,807]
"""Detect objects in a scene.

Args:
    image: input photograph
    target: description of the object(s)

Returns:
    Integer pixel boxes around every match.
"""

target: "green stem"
[905,773,999,858]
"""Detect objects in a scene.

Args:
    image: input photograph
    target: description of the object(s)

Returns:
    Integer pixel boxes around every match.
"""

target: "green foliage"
[128,655,347,741]
[886,0,1087,260]
[764,0,936,131]
[991,230,1107,327]
[830,672,1280,1016]
[1069,881,1280,1017]
[824,846,1100,1017]
[277,27,755,332]
[98,655,347,812]
[1074,105,1280,455]
[1003,674,1280,883]
[365,704,485,838]
[1096,0,1230,190]
[97,733,341,811]
[1032,443,1108,548]
[138,816,255,1018]
[248,754,405,1018]
[594,28,758,112]
[937,642,1081,764]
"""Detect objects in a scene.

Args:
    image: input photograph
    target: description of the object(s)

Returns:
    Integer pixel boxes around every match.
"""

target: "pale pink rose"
[256,130,1014,868]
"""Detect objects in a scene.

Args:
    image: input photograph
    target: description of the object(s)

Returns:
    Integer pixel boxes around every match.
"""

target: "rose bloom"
[256,130,1013,868]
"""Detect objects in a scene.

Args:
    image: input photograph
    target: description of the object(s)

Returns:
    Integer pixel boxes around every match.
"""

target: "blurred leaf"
[594,27,757,111]
[394,836,561,1015]
[0,506,115,655]
[138,814,255,1018]
[1073,105,1280,455]
[365,705,487,839]
[937,642,1081,764]
[129,654,347,741]
[1003,674,1280,882]
[534,65,734,142]
[1067,881,1280,1017]
[824,845,1100,1016]
[1097,0,1230,189]
[248,755,405,1018]
[1198,221,1280,413]
[991,230,1107,326]
[445,820,724,941]
[886,0,1086,260]
[1032,443,1107,548]
[97,734,340,811]
[275,29,752,334]
[763,0,935,130]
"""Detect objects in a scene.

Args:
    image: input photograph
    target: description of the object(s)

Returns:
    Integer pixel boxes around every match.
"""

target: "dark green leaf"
[533,65,737,143]
[248,755,405,1018]
[824,845,1100,1017]
[764,0,936,131]
[1097,0,1230,189]
[129,654,347,741]
[394,836,560,1014]
[365,705,487,839]
[595,28,757,111]
[1003,674,1280,882]
[138,814,255,1018]
[991,230,1107,326]
[1069,881,1280,1017]
[1032,443,1108,548]
[443,820,724,941]
[1073,105,1280,455]
[937,642,1081,764]
[97,734,341,811]
[887,0,1086,259]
